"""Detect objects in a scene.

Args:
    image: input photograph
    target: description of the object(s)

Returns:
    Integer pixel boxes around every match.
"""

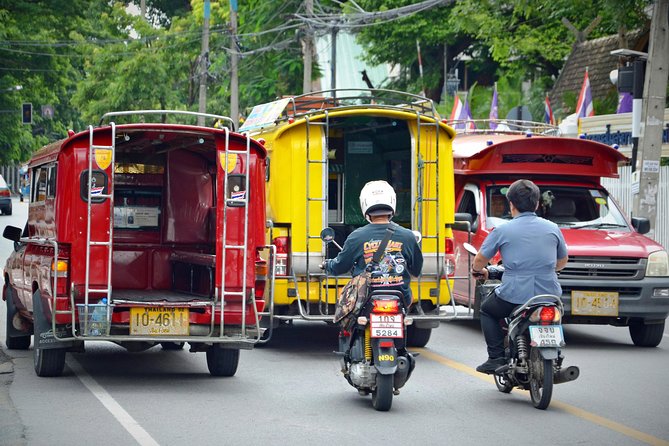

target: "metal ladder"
[299,112,330,319]
[219,129,252,337]
[82,122,116,335]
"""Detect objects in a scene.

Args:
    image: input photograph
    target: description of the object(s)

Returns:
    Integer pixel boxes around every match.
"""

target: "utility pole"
[302,0,313,94]
[230,0,239,129]
[633,0,669,240]
[330,27,338,96]
[197,0,211,126]
[140,0,146,19]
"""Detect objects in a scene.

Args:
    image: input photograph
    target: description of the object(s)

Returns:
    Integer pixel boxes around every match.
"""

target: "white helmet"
[359,180,396,220]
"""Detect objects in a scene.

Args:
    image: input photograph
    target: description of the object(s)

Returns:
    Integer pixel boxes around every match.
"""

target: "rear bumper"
[0,197,11,211]
[559,277,669,324]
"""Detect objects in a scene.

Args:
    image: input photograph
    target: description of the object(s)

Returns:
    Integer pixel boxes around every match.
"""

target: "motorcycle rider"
[471,179,568,374]
[321,180,423,309]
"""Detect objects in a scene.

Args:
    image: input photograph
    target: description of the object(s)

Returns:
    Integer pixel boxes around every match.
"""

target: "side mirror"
[3,225,22,242]
[320,227,336,243]
[411,230,422,243]
[463,242,478,256]
[631,217,650,235]
[452,213,473,232]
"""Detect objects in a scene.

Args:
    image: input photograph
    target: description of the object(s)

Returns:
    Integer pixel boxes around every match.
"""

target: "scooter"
[464,242,580,410]
[320,228,415,411]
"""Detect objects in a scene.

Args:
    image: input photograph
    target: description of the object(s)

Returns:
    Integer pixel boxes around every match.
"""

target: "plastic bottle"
[90,298,107,336]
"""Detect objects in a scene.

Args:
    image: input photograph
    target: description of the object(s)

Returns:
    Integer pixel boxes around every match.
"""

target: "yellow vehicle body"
[243,90,457,345]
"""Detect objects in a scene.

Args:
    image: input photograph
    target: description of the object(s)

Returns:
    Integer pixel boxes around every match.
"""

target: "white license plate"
[130,307,189,336]
[370,314,404,338]
[571,290,619,316]
[529,325,564,348]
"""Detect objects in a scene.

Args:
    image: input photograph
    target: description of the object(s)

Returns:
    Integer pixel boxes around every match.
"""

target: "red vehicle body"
[451,131,669,347]
[3,111,273,376]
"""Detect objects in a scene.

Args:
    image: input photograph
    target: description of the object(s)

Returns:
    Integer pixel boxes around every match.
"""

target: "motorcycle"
[463,243,580,410]
[320,227,415,411]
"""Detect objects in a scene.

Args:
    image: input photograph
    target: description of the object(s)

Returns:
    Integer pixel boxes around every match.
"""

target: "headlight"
[646,250,669,277]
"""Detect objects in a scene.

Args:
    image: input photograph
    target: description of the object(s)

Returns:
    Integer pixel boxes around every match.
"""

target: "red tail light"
[540,306,556,322]
[372,299,399,314]
[444,237,454,254]
[0,189,10,197]
[51,259,69,296]
[254,251,267,298]
[444,237,455,277]
[273,236,290,276]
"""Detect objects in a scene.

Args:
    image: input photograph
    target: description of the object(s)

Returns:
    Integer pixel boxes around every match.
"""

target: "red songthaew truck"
[3,111,273,376]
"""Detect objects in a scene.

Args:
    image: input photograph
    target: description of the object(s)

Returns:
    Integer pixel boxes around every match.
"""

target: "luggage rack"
[98,110,236,130]
[446,119,560,136]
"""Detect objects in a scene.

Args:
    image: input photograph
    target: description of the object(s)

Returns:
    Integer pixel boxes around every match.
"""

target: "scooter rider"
[471,179,568,374]
[320,180,423,309]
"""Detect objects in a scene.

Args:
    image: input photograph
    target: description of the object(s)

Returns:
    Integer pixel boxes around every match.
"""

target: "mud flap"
[33,292,74,350]
[371,338,398,375]
[5,287,32,338]
[538,347,558,360]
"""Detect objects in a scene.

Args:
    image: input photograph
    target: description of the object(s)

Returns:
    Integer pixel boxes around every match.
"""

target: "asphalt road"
[1,197,668,446]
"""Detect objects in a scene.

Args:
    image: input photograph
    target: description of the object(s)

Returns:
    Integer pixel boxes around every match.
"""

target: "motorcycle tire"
[494,373,513,393]
[372,374,393,411]
[529,346,553,410]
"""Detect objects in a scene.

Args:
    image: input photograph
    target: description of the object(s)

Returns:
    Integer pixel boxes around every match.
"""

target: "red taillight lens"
[0,189,10,197]
[273,236,290,276]
[372,299,399,314]
[255,255,267,298]
[51,259,69,296]
[444,237,455,277]
[444,237,454,254]
[540,306,556,322]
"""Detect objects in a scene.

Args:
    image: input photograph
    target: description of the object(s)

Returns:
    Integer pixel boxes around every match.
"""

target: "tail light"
[530,306,561,324]
[0,189,10,197]
[444,236,455,277]
[273,236,290,276]
[50,259,69,296]
[372,299,399,314]
[254,251,267,298]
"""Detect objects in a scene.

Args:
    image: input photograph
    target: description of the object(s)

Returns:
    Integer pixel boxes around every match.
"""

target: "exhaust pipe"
[393,356,410,389]
[554,366,579,384]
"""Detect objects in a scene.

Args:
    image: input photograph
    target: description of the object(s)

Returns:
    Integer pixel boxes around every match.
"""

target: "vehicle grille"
[559,256,645,280]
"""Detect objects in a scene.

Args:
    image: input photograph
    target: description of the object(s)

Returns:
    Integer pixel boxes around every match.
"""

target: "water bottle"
[90,298,107,336]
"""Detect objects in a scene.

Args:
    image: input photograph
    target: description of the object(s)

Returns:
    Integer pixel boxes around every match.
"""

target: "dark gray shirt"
[480,211,568,304]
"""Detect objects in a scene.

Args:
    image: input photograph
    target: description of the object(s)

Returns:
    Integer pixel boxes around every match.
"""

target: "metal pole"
[230,0,239,129]
[302,0,313,94]
[630,59,645,172]
[632,0,669,240]
[197,0,211,126]
[330,27,337,95]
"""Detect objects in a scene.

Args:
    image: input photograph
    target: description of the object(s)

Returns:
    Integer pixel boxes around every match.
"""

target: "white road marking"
[67,357,160,446]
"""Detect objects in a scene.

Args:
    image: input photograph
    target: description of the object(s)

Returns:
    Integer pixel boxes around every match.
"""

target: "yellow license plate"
[130,307,189,335]
[571,291,619,316]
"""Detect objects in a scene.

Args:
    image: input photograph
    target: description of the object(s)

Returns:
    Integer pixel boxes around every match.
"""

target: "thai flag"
[460,98,476,129]
[544,95,555,125]
[449,95,463,121]
[489,85,499,129]
[575,70,594,118]
[616,92,633,113]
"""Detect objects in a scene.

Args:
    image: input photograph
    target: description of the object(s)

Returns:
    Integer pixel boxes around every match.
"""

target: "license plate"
[529,325,564,347]
[370,314,404,338]
[130,307,189,336]
[571,290,619,316]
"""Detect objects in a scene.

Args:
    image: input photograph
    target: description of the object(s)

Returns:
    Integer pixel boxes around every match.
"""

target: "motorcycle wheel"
[494,373,513,393]
[372,374,393,411]
[529,346,553,410]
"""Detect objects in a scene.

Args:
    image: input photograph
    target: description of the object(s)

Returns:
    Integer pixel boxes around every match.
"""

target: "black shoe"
[476,357,506,374]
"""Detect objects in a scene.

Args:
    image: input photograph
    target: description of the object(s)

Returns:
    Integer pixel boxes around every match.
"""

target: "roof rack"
[280,88,440,121]
[446,119,561,136]
[98,110,236,131]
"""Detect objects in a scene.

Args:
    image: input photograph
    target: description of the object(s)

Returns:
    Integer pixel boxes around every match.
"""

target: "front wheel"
[629,320,665,347]
[529,347,553,410]
[206,346,240,377]
[372,374,394,411]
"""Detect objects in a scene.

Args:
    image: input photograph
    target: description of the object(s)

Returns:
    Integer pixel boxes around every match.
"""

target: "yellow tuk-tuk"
[242,89,458,346]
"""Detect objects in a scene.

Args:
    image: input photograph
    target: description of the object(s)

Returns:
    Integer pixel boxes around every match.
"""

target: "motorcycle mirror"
[320,227,335,243]
[411,230,422,243]
[463,242,478,256]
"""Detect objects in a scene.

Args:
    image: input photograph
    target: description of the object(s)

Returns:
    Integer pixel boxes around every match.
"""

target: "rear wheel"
[34,343,66,377]
[529,347,553,410]
[5,288,31,350]
[629,320,665,347]
[371,374,393,411]
[206,346,240,377]
[406,325,431,348]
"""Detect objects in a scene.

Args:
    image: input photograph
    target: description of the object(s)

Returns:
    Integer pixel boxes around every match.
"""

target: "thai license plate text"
[130,307,189,336]
[370,314,404,338]
[571,290,619,316]
[529,325,564,348]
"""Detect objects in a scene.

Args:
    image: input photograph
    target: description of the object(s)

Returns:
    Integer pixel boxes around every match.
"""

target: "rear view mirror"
[3,225,22,242]
[320,227,336,243]
[631,217,650,235]
[452,213,473,232]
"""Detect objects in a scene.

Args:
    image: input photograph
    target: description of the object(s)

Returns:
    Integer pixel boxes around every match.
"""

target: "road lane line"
[417,348,669,446]
[67,357,160,446]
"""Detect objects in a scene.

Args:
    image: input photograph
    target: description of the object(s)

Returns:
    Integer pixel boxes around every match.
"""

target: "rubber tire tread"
[372,373,394,411]
[206,346,240,377]
[629,320,665,347]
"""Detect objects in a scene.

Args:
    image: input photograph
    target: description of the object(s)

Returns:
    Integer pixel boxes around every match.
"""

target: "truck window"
[457,188,479,231]
[47,165,57,198]
[33,167,48,202]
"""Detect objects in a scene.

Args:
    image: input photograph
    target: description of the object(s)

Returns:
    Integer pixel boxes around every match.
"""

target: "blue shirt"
[480,212,568,304]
